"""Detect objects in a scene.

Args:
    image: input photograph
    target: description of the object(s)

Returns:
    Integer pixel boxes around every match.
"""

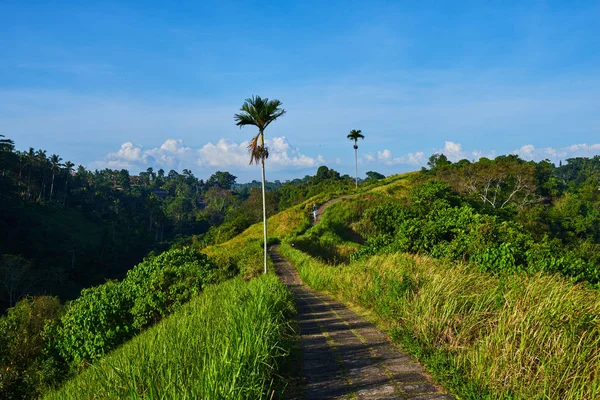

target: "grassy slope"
[280,173,600,400]
[45,275,294,400]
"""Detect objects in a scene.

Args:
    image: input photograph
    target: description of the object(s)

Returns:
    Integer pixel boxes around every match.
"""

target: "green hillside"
[278,166,600,399]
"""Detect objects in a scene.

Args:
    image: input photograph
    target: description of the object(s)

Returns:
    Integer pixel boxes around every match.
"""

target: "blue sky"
[1,1,599,182]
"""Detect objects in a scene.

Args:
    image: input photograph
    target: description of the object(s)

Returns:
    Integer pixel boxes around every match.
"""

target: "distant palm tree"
[347,129,365,188]
[36,150,47,202]
[26,147,35,199]
[63,161,74,205]
[49,154,63,200]
[234,96,286,274]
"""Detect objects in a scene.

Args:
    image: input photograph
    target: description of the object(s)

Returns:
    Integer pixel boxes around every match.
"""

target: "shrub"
[124,247,219,329]
[54,246,220,369]
[54,281,134,368]
[0,296,63,399]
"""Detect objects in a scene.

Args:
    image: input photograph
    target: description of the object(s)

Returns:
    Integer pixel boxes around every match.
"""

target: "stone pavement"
[270,246,454,400]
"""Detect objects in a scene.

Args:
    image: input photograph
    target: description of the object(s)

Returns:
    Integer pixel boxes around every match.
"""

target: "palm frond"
[236,95,286,166]
[247,133,261,165]
[234,112,258,128]
[347,129,365,143]
[234,96,286,131]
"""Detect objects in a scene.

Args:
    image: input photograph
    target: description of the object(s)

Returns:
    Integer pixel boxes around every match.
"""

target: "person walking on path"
[312,204,318,221]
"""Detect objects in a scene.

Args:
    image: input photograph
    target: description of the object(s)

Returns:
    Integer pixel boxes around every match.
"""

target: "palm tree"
[234,96,286,274]
[36,150,47,202]
[49,154,63,200]
[26,147,35,199]
[347,129,365,188]
[63,161,74,205]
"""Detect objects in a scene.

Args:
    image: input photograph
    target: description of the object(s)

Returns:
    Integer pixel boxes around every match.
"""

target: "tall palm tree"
[26,147,35,199]
[63,161,74,205]
[347,129,365,188]
[234,96,286,274]
[49,154,63,200]
[36,150,47,202]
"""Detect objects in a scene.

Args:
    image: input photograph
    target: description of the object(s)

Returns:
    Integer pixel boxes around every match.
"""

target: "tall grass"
[281,243,600,399]
[45,275,295,400]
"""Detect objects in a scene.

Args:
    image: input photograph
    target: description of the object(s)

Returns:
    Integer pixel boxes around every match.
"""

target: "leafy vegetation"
[44,275,294,400]
[0,246,225,399]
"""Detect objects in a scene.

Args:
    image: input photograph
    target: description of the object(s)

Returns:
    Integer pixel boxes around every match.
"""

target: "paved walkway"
[270,246,454,400]
[312,196,349,225]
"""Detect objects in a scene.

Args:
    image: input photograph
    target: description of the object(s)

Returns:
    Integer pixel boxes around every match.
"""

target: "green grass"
[281,243,600,400]
[44,275,295,400]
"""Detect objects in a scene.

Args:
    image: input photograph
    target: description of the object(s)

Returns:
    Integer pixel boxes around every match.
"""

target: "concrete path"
[270,246,454,400]
[312,197,349,225]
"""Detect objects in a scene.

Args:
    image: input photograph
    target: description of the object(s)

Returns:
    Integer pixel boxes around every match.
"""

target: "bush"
[354,192,600,282]
[0,296,63,400]
[124,247,219,329]
[54,281,134,368]
[54,246,220,369]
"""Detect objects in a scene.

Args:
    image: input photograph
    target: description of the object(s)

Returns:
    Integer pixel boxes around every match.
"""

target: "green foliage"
[124,248,219,329]
[353,180,600,283]
[426,153,452,171]
[276,166,355,210]
[0,296,64,400]
[204,238,269,280]
[54,281,135,368]
[45,276,295,400]
[53,247,219,370]
[365,171,385,180]
[206,170,237,190]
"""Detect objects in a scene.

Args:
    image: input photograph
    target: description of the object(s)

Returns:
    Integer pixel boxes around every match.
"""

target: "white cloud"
[108,142,149,163]
[197,139,249,168]
[407,152,425,165]
[363,149,426,166]
[197,136,321,169]
[92,136,322,175]
[513,143,600,161]
[434,141,466,162]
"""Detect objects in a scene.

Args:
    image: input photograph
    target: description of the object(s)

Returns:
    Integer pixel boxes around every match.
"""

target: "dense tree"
[314,166,341,183]
[207,171,237,190]
[234,95,286,274]
[366,171,385,180]
[427,153,452,171]
[437,155,540,211]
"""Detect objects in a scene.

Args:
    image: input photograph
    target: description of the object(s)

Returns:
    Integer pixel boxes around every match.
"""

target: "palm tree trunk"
[27,167,32,199]
[50,171,55,199]
[63,180,68,206]
[355,147,358,189]
[260,131,268,274]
